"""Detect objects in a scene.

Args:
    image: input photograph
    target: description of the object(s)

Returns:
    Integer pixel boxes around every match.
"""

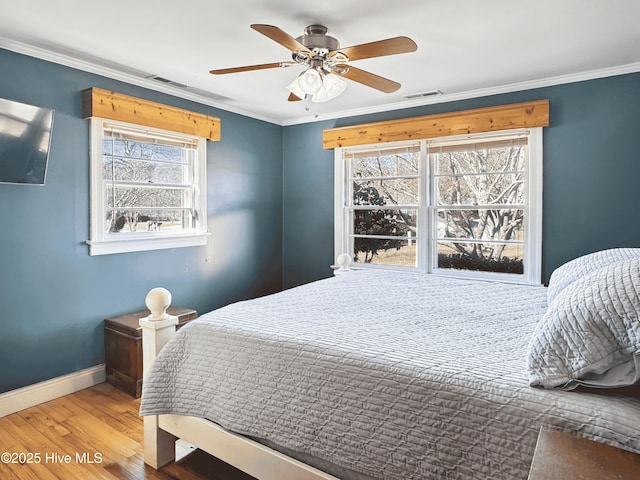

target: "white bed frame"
[139,287,340,480]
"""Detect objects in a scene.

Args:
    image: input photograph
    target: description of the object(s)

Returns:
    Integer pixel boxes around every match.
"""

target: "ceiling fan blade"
[288,93,303,102]
[251,24,310,53]
[334,36,417,62]
[340,65,401,93]
[210,62,295,75]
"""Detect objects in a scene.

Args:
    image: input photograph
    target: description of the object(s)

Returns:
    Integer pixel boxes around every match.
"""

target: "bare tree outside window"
[103,131,196,235]
[434,143,526,273]
[346,138,528,273]
[349,148,419,266]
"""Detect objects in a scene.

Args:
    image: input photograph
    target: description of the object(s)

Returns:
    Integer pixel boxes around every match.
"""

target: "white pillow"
[547,248,640,303]
[527,257,640,390]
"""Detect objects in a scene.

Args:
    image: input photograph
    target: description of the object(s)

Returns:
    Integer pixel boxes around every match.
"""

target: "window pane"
[101,128,198,238]
[104,137,188,162]
[354,239,417,267]
[103,156,188,185]
[435,145,525,175]
[352,151,419,178]
[353,179,418,206]
[353,208,417,237]
[435,173,524,205]
[103,138,191,185]
[106,186,187,209]
[106,209,194,234]
[436,241,524,274]
[436,209,524,242]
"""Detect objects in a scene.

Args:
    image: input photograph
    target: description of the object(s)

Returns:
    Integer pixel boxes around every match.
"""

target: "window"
[342,143,422,268]
[87,118,209,255]
[335,128,542,284]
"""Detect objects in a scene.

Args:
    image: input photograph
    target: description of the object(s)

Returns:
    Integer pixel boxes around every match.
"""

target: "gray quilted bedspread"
[140,270,640,480]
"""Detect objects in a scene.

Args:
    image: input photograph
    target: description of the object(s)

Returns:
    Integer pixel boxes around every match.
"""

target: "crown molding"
[282,62,640,126]
[0,35,282,125]
[2,35,639,128]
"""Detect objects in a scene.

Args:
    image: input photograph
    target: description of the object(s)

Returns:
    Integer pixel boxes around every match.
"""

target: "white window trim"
[334,128,543,285]
[87,118,210,256]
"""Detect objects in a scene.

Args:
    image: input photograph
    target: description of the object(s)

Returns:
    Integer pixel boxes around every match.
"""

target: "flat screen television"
[0,97,54,185]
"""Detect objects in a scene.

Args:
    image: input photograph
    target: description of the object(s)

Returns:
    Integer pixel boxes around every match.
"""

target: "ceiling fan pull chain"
[302,95,319,118]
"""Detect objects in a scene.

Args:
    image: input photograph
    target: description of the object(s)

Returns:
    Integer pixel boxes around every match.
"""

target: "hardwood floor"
[0,383,256,480]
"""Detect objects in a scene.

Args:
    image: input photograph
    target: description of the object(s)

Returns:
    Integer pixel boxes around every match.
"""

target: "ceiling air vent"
[146,75,188,89]
[402,90,443,100]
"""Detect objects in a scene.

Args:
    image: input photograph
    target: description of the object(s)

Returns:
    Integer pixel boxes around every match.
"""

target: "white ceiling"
[1,0,640,125]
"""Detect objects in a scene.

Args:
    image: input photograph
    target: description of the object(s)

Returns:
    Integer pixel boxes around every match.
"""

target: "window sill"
[87,232,210,256]
[430,268,543,286]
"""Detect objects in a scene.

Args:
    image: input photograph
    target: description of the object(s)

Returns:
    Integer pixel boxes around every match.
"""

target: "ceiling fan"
[209,24,417,104]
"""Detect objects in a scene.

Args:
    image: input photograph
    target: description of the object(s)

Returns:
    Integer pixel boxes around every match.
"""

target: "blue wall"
[282,73,640,288]
[0,49,283,393]
[282,122,336,286]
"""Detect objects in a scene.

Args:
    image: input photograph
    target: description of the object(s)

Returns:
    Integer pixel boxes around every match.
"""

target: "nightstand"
[528,427,640,480]
[104,306,197,398]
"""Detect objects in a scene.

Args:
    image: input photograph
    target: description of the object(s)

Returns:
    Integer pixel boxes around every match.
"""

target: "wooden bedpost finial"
[145,287,172,321]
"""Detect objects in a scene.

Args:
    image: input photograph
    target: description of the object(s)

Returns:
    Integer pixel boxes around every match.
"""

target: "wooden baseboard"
[0,364,106,418]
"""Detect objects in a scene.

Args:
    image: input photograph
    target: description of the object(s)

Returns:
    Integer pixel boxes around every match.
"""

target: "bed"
[139,249,640,479]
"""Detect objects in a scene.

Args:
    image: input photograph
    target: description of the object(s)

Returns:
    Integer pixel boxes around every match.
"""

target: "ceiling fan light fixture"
[298,68,323,94]
[287,68,347,104]
[286,77,306,99]
[312,72,347,103]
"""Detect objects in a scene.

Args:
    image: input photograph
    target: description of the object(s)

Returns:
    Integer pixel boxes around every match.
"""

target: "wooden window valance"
[82,87,220,141]
[323,100,549,149]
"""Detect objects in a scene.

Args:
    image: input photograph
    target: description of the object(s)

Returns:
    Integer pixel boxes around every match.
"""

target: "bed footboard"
[139,287,340,479]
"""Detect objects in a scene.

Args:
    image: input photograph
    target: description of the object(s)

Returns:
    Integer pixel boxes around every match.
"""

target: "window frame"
[334,127,543,284]
[87,117,209,256]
